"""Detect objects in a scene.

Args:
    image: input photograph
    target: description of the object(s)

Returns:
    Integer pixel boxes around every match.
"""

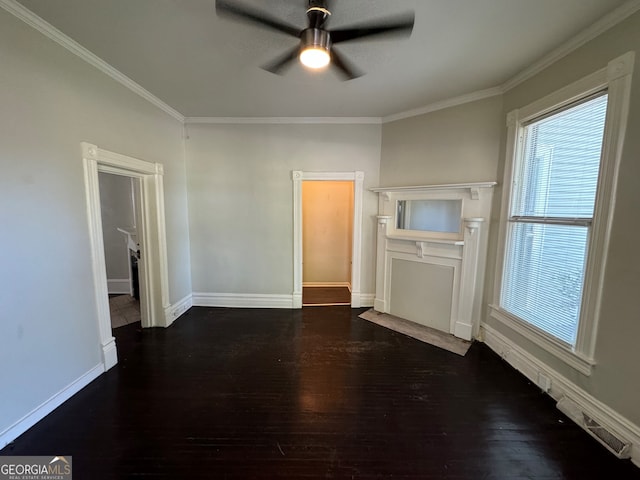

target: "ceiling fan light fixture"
[299,28,331,70]
[299,47,330,69]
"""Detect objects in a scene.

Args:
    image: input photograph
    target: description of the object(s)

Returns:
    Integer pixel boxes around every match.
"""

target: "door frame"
[82,142,170,371]
[292,171,364,308]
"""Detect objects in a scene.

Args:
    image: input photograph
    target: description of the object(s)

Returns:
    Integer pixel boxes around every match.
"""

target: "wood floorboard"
[2,306,639,479]
[303,286,351,305]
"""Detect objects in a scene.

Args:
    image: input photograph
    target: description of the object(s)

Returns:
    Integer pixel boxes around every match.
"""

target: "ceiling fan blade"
[330,48,363,80]
[216,0,301,38]
[330,13,414,44]
[261,46,300,75]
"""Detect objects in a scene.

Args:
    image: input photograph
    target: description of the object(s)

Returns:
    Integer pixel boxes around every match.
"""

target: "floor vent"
[557,397,631,459]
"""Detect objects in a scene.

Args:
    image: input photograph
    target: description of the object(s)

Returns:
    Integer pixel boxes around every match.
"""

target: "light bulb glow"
[299,47,330,69]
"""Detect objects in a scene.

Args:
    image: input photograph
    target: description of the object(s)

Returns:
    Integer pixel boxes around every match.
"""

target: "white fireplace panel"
[389,258,454,333]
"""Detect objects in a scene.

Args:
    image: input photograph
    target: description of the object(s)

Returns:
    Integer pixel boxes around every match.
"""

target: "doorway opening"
[83,142,170,372]
[292,171,364,309]
[98,172,143,330]
[302,180,353,306]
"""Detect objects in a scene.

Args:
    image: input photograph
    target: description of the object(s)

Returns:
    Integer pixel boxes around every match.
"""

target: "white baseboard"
[454,321,473,341]
[374,298,386,312]
[359,293,375,308]
[107,278,130,295]
[193,292,294,309]
[303,282,352,290]
[482,323,640,468]
[164,293,193,327]
[292,292,302,309]
[192,292,374,310]
[102,337,118,371]
[0,363,104,449]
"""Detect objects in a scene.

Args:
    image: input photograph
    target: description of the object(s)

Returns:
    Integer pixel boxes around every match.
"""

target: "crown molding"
[502,0,640,92]
[184,88,501,125]
[184,116,382,125]
[381,87,504,124]
[0,0,185,123]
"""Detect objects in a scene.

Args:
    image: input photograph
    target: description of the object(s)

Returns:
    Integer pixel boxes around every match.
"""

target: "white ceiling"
[12,0,633,118]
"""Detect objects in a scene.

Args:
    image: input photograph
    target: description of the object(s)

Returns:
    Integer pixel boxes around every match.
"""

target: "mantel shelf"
[370,182,497,193]
[386,234,464,246]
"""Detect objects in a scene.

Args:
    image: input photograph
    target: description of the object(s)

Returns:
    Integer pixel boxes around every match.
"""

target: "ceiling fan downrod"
[306,0,331,28]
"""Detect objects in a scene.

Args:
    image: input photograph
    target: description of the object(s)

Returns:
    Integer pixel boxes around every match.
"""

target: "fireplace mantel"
[372,182,496,341]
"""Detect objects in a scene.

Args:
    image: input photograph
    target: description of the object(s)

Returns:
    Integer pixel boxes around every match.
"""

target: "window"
[501,94,607,346]
[490,52,634,374]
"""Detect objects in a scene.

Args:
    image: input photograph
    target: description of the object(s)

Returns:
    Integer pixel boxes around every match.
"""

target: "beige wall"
[302,181,354,284]
[185,122,381,296]
[0,8,190,439]
[380,95,503,186]
[484,11,640,427]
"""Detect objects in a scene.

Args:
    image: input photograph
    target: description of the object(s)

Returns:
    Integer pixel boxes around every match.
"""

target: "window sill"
[488,305,595,376]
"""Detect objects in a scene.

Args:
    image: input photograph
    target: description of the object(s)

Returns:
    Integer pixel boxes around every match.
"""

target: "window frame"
[489,52,634,375]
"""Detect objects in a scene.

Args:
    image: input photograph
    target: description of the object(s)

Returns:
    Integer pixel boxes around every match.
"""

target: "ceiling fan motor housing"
[300,28,331,53]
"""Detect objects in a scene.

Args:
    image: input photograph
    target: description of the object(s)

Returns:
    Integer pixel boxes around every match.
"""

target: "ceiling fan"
[215,0,415,80]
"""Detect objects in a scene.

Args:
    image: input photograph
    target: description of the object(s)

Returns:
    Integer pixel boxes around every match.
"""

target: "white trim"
[107,279,131,295]
[193,292,294,309]
[382,87,503,123]
[93,147,163,175]
[359,293,375,308]
[0,0,184,122]
[102,339,117,372]
[185,88,504,125]
[491,52,634,373]
[502,0,640,92]
[578,51,634,356]
[0,363,103,449]
[455,218,485,340]
[185,117,381,125]
[488,305,594,376]
[303,282,352,289]
[292,171,365,309]
[83,150,118,369]
[164,293,193,327]
[516,68,608,122]
[482,324,640,468]
[292,173,303,309]
[371,182,497,195]
[83,142,172,375]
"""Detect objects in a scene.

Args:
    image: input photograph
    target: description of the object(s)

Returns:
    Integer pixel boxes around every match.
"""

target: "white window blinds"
[501,93,608,345]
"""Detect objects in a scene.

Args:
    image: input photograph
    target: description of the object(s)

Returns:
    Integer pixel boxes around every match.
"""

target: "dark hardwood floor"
[2,306,639,479]
[303,286,351,305]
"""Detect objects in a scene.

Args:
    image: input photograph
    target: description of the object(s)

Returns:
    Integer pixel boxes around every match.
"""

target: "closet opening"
[302,180,354,306]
